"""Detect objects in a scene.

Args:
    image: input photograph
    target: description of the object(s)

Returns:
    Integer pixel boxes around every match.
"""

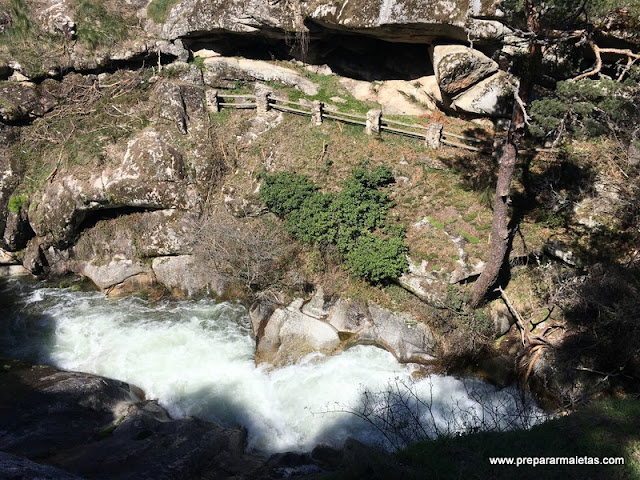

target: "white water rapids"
[0,279,543,454]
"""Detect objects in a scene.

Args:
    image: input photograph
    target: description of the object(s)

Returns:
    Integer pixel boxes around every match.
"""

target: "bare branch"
[570,42,640,82]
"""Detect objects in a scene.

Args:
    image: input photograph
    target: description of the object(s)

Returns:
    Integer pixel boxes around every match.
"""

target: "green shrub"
[346,233,408,282]
[285,192,336,245]
[259,165,408,282]
[259,171,319,217]
[7,194,26,214]
[530,78,640,143]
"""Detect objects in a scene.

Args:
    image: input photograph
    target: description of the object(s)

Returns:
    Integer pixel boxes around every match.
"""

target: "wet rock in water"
[256,298,341,367]
[255,291,436,367]
[0,358,264,480]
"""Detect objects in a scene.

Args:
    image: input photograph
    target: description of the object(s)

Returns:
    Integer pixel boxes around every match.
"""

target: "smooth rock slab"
[152,255,225,297]
[432,45,498,95]
[0,358,262,480]
[256,299,341,367]
[451,71,515,117]
[255,292,436,367]
[203,57,319,95]
[78,258,152,290]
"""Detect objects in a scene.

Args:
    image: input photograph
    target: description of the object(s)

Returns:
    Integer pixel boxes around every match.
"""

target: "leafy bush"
[530,77,640,144]
[258,171,319,217]
[7,194,26,214]
[259,165,408,282]
[346,233,408,282]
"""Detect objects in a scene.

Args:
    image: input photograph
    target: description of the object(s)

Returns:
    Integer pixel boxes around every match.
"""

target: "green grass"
[460,231,480,244]
[273,68,380,115]
[147,0,181,23]
[0,0,63,77]
[73,0,132,49]
[5,0,31,42]
[0,0,137,77]
[7,194,27,214]
[427,217,444,229]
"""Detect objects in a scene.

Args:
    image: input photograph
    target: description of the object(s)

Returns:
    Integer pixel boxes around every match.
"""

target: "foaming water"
[0,279,543,453]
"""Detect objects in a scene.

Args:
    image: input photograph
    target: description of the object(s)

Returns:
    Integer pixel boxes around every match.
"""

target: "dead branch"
[498,286,556,349]
[570,41,640,82]
[497,286,528,346]
[524,344,546,385]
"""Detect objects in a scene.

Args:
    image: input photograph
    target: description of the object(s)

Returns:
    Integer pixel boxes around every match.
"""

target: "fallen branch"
[497,286,527,346]
[570,42,640,82]
[524,344,546,385]
[497,286,556,349]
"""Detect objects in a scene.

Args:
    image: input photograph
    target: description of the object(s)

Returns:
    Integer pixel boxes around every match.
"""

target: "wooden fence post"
[205,89,219,113]
[255,84,272,116]
[311,100,323,126]
[366,109,382,135]
[425,123,443,149]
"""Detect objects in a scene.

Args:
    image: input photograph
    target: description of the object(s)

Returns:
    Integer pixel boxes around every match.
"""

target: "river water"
[0,278,543,454]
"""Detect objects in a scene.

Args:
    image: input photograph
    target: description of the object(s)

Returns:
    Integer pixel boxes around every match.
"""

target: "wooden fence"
[207,87,554,155]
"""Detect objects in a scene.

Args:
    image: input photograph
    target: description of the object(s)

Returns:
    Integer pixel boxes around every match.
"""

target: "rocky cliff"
[0,0,529,298]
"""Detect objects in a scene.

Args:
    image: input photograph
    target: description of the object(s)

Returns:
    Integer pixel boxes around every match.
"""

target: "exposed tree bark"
[469,138,517,307]
[469,0,540,307]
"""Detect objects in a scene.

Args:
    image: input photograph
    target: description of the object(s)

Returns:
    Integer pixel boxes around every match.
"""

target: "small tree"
[470,0,640,306]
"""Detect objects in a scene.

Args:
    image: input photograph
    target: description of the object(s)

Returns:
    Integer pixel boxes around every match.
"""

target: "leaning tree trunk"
[469,0,539,308]
[469,140,517,307]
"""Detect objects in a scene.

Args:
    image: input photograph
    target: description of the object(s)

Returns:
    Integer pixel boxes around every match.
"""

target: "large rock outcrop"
[28,128,200,249]
[0,358,263,479]
[449,70,515,116]
[163,0,507,45]
[21,123,210,293]
[432,45,498,95]
[429,44,516,117]
[252,289,436,368]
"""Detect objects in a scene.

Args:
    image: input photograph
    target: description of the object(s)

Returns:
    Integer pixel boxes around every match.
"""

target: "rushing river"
[0,277,543,454]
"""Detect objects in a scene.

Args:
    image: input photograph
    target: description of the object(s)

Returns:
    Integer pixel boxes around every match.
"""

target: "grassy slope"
[318,397,640,480]
[0,0,139,77]
[396,397,640,480]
